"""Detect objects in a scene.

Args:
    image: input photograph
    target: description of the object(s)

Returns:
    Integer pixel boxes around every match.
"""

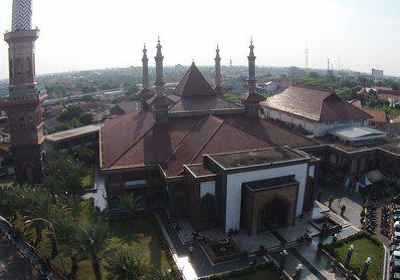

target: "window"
[124,179,147,189]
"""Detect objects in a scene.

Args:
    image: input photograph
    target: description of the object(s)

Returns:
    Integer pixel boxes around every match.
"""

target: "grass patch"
[70,216,170,280]
[334,236,384,280]
[81,165,94,189]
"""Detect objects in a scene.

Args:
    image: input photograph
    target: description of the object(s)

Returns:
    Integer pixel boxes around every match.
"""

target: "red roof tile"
[137,89,155,100]
[173,63,216,97]
[263,85,371,122]
[378,93,400,102]
[102,112,320,176]
[169,95,242,112]
[363,109,388,123]
[101,109,155,168]
[148,95,176,108]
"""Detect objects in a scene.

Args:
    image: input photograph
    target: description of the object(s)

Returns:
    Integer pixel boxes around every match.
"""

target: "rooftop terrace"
[46,124,101,142]
[209,147,309,170]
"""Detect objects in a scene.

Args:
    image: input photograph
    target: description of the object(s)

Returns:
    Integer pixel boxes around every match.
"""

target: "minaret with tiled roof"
[155,37,165,96]
[150,37,174,123]
[244,39,265,117]
[214,45,225,95]
[138,44,154,102]
[0,0,47,184]
[142,44,150,91]
[248,39,256,94]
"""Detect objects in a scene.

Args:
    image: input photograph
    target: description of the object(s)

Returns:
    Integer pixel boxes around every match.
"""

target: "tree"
[77,221,109,280]
[341,205,346,216]
[337,87,354,101]
[53,212,80,276]
[104,248,148,280]
[58,105,85,123]
[118,194,142,222]
[146,269,181,280]
[80,113,94,125]
[328,196,334,209]
[62,160,87,196]
[25,188,67,245]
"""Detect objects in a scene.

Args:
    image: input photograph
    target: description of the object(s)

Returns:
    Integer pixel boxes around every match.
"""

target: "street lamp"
[24,218,67,276]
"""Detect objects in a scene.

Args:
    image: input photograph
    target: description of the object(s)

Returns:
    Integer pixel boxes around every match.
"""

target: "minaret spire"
[243,38,265,117]
[155,37,165,96]
[12,0,33,31]
[142,43,150,91]
[149,37,174,124]
[247,38,256,95]
[214,44,223,93]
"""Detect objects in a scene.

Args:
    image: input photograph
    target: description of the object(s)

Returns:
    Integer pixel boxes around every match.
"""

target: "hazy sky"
[1,0,400,79]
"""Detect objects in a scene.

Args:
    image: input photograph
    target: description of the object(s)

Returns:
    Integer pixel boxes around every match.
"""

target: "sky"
[0,0,400,79]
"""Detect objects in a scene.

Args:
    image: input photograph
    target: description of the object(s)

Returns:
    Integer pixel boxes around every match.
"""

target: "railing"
[0,216,67,280]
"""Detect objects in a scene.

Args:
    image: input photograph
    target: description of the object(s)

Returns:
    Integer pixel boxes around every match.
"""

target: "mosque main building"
[100,39,321,235]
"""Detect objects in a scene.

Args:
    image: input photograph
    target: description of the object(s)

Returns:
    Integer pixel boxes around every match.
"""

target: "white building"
[261,86,372,137]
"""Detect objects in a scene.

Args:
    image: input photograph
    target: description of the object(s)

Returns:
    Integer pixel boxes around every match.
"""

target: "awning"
[365,170,387,183]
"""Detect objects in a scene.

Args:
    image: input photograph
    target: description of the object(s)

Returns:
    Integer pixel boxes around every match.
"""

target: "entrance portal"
[259,197,290,231]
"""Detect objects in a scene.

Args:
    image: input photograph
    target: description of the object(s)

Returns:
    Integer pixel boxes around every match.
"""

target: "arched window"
[19,117,26,128]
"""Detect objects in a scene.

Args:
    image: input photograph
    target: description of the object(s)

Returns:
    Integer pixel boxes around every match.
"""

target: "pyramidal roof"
[174,63,216,97]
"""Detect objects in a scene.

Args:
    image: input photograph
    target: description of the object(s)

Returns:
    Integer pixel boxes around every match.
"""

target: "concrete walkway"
[82,166,108,211]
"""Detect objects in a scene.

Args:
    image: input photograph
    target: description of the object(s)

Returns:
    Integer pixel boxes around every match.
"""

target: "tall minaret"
[214,45,224,94]
[247,38,256,95]
[0,0,47,184]
[142,44,150,91]
[155,37,165,97]
[244,39,265,117]
[150,37,173,124]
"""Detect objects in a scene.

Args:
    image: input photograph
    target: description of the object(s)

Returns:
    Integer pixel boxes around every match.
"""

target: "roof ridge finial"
[144,43,146,50]
[158,36,160,44]
[250,36,254,47]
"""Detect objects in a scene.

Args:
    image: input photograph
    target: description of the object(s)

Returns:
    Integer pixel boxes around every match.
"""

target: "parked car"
[391,244,400,253]
[393,232,400,245]
[394,272,400,280]
[391,251,400,273]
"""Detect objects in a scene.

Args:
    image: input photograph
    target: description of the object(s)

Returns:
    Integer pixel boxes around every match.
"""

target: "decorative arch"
[200,193,215,225]
[258,195,291,231]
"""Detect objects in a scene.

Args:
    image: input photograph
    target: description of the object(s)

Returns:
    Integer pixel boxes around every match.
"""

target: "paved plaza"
[158,201,359,280]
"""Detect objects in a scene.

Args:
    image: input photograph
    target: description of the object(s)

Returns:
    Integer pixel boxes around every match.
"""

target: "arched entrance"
[259,196,291,231]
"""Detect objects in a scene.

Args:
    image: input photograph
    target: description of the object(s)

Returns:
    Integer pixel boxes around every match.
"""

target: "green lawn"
[335,237,384,280]
[81,165,94,189]
[231,269,282,280]
[74,217,170,280]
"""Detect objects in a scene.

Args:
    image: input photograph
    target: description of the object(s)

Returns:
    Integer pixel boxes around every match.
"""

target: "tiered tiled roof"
[169,64,243,114]
[173,63,216,97]
[101,67,322,178]
[101,111,319,177]
[263,85,371,122]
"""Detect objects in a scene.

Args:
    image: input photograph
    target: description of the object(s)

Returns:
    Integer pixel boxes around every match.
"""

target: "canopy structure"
[329,126,387,143]
[365,169,387,183]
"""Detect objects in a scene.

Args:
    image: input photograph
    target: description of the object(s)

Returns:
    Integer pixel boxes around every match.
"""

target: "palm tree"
[65,161,87,196]
[77,221,109,280]
[25,188,62,245]
[118,194,142,222]
[104,248,148,280]
[146,269,181,280]
[53,213,80,277]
